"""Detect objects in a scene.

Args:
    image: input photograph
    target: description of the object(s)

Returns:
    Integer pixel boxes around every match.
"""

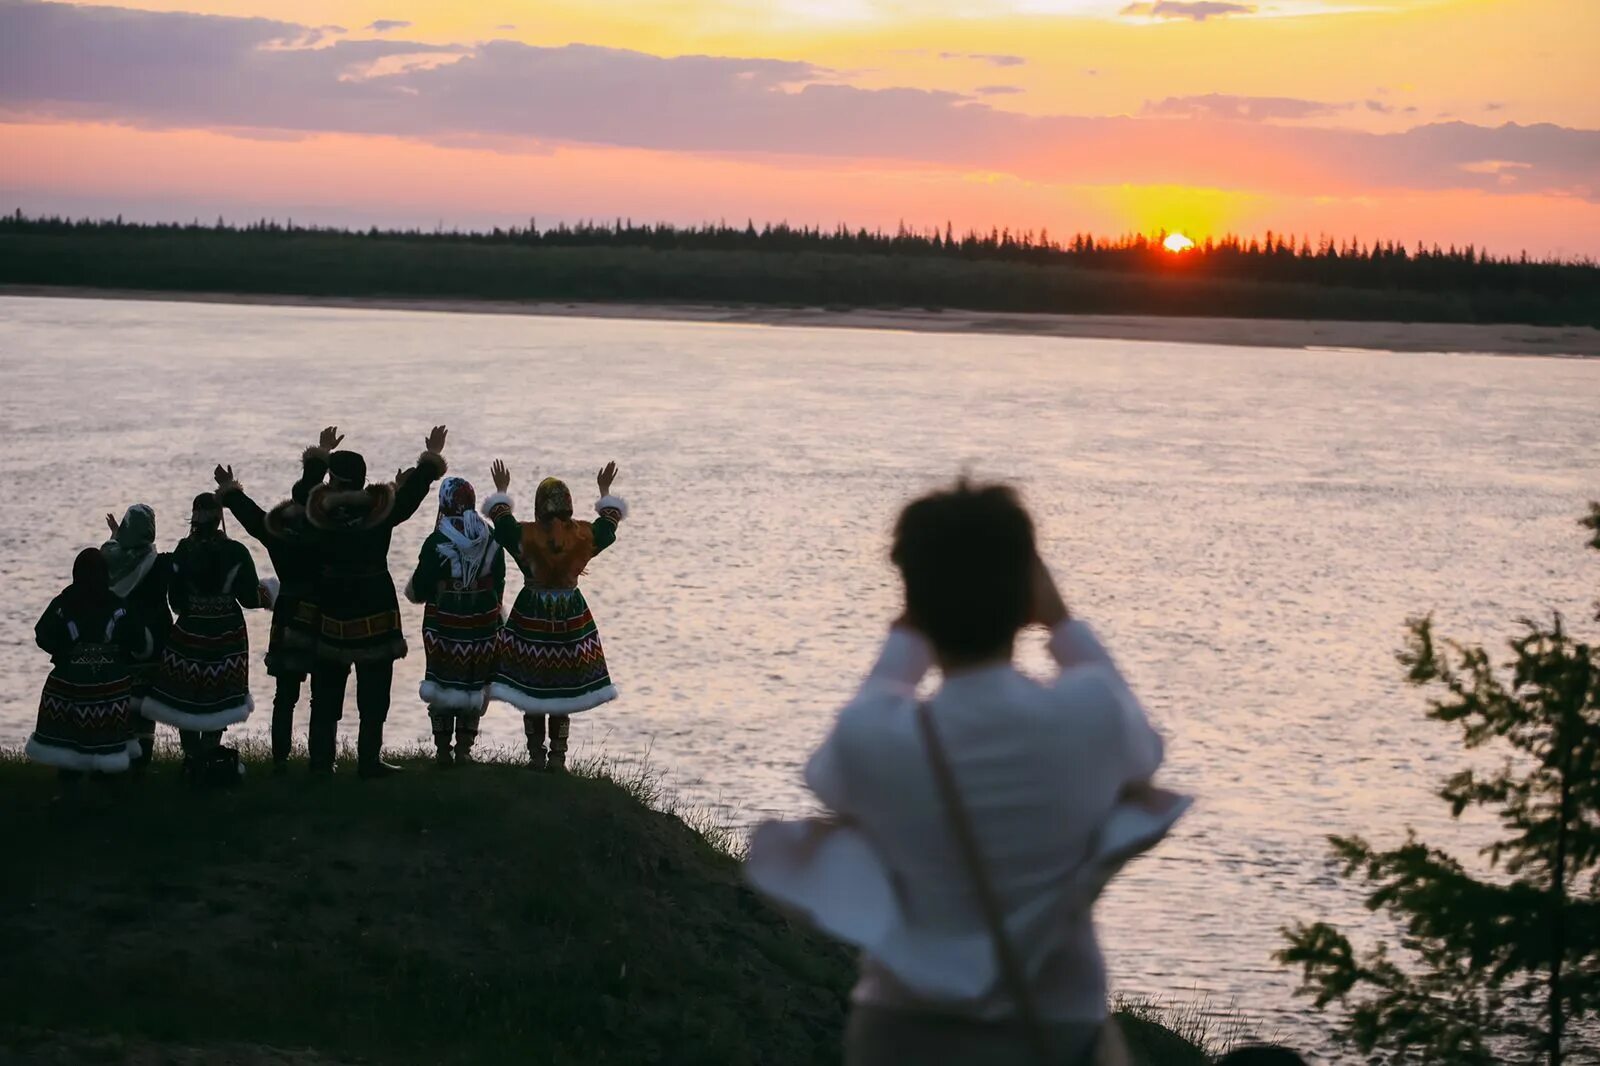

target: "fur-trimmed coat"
[304,449,447,653]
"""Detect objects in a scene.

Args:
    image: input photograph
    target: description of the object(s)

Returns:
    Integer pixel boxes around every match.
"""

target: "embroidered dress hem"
[140,693,255,732]
[419,592,502,704]
[420,679,489,712]
[488,681,618,716]
[26,734,138,773]
[493,586,616,715]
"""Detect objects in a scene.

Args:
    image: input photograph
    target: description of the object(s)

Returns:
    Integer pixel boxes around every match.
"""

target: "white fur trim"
[595,495,629,521]
[487,681,617,716]
[420,680,489,712]
[26,734,133,773]
[260,577,280,609]
[139,693,254,731]
[482,492,514,517]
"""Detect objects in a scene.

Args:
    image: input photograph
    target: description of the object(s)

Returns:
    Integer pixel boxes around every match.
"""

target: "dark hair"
[65,547,114,611]
[891,480,1035,660]
[1216,1047,1310,1066]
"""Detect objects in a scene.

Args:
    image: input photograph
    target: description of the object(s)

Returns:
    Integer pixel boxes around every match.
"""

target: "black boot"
[548,715,570,774]
[308,712,338,774]
[357,717,402,779]
[523,714,547,771]
[455,714,480,765]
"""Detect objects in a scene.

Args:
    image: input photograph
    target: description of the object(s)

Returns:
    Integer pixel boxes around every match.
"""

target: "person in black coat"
[214,426,338,772]
[303,425,448,777]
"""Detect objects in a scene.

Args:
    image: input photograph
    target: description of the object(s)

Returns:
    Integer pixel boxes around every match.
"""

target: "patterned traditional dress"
[486,485,627,715]
[408,478,507,713]
[141,532,265,732]
[28,590,153,773]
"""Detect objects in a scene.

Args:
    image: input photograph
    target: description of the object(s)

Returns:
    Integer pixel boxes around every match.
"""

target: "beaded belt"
[320,610,401,640]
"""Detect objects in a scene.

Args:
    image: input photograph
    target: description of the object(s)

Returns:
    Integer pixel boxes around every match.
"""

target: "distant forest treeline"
[3,211,1597,326]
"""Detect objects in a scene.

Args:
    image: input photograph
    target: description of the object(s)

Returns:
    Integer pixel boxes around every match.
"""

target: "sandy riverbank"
[5,284,1598,357]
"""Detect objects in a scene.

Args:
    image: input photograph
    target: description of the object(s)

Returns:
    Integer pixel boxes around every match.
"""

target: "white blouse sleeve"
[1049,619,1164,784]
[860,625,935,693]
[804,627,930,815]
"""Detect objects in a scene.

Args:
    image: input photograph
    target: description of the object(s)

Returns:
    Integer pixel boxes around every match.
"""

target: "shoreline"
[4,283,1598,357]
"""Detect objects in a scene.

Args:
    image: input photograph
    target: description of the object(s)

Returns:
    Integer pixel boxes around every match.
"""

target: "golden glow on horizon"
[11,0,1600,255]
[1163,233,1196,253]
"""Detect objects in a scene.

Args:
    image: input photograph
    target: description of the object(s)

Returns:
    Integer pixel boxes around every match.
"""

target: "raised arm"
[484,459,523,553]
[591,461,626,554]
[213,464,269,543]
[388,425,449,528]
[859,619,935,694]
[291,426,338,506]
[1034,560,1164,784]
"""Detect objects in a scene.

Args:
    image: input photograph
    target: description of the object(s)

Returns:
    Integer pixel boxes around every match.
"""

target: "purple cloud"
[1121,1,1257,21]
[1143,94,1347,122]
[366,19,412,32]
[974,85,1023,96]
[1,1,1594,201]
[938,52,1026,67]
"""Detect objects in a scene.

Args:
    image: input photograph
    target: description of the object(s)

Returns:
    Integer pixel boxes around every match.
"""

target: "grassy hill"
[0,747,1210,1064]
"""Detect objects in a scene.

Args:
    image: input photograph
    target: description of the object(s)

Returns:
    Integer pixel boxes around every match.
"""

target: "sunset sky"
[2,0,1597,255]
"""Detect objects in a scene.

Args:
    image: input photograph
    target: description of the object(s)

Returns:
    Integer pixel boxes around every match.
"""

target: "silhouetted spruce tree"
[1279,506,1600,1065]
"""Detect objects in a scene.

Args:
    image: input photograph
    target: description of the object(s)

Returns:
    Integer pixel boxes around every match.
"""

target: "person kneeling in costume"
[28,548,155,776]
[485,459,626,772]
[406,474,506,766]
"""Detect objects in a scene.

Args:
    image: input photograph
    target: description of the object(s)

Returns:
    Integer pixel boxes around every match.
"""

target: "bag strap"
[916,701,1054,1066]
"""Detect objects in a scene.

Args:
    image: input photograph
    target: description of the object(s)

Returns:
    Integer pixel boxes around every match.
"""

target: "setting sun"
[1163,233,1196,254]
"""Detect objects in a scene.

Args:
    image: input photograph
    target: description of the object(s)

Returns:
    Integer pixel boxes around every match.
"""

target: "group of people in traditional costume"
[26,424,629,779]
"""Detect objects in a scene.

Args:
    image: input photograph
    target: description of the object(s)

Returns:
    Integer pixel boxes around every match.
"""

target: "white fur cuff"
[303,445,331,465]
[482,492,514,518]
[595,495,629,521]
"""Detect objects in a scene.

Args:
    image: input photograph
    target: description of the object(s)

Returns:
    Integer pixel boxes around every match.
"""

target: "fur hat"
[328,450,367,488]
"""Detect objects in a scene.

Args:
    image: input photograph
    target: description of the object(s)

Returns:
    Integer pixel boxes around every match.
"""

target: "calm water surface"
[3,295,1597,1053]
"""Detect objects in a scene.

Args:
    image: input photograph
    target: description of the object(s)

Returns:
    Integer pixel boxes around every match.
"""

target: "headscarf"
[65,547,114,612]
[434,476,494,588]
[103,503,157,598]
[535,477,574,522]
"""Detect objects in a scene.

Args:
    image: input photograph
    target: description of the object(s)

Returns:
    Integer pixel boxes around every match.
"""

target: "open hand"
[319,426,344,451]
[213,464,234,489]
[105,512,119,536]
[491,459,512,494]
[425,425,448,454]
[597,461,618,496]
